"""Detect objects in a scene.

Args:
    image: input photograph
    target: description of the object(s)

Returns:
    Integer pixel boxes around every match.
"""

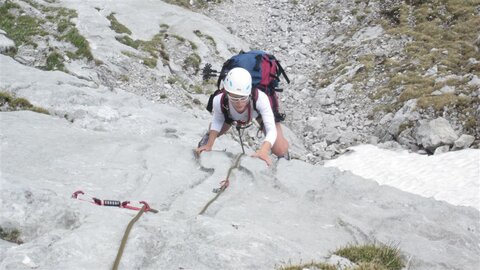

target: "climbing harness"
[112,205,147,270]
[71,190,158,213]
[199,153,243,215]
[231,118,256,154]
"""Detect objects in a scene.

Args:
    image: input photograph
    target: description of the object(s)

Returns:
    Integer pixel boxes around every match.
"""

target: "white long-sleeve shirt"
[211,91,277,146]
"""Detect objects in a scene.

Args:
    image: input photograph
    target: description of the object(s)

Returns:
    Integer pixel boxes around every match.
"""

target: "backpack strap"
[276,60,290,84]
[254,54,262,72]
[252,88,285,123]
[223,91,253,127]
[267,54,290,84]
[220,91,234,125]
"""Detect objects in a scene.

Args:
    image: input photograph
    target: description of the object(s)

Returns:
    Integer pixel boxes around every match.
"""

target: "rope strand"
[112,205,147,270]
[199,153,243,215]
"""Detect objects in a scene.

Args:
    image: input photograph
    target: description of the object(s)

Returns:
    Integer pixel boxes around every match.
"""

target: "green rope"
[199,153,243,215]
[112,205,146,270]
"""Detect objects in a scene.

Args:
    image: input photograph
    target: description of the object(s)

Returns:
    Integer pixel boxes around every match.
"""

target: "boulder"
[0,30,15,53]
[324,127,341,145]
[434,145,450,155]
[453,134,475,150]
[388,99,419,136]
[397,128,419,151]
[414,117,458,152]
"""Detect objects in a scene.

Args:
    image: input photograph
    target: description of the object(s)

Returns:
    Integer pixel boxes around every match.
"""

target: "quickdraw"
[71,190,158,213]
[212,179,230,193]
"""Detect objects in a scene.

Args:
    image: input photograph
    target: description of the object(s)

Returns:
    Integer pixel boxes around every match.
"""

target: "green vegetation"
[172,34,186,43]
[193,84,203,94]
[0,91,49,114]
[121,50,157,68]
[330,8,341,22]
[55,7,77,19]
[45,51,65,71]
[0,226,23,245]
[0,1,96,69]
[167,75,180,85]
[307,0,480,136]
[278,243,404,270]
[167,75,188,90]
[116,24,200,71]
[313,57,348,88]
[417,93,471,111]
[184,52,201,74]
[377,0,479,101]
[163,0,190,8]
[118,32,169,67]
[193,29,218,52]
[0,1,47,48]
[142,57,157,68]
[373,0,479,135]
[62,28,94,60]
[57,18,70,33]
[278,262,336,270]
[139,33,169,64]
[334,243,404,270]
[163,0,222,9]
[115,35,141,49]
[107,13,132,35]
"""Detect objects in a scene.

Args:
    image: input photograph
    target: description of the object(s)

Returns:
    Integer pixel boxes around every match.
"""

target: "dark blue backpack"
[203,50,290,124]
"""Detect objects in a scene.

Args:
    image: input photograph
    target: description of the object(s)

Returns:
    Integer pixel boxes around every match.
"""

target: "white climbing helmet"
[223,67,252,96]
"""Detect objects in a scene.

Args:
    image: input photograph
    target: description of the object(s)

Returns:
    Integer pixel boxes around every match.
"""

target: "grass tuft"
[142,57,157,68]
[0,91,49,114]
[184,52,201,74]
[45,51,65,70]
[62,28,94,60]
[277,243,405,270]
[116,35,141,49]
[0,226,23,245]
[278,261,337,270]
[107,13,132,35]
[334,243,404,270]
[0,1,46,47]
[417,93,471,111]
[193,29,217,52]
